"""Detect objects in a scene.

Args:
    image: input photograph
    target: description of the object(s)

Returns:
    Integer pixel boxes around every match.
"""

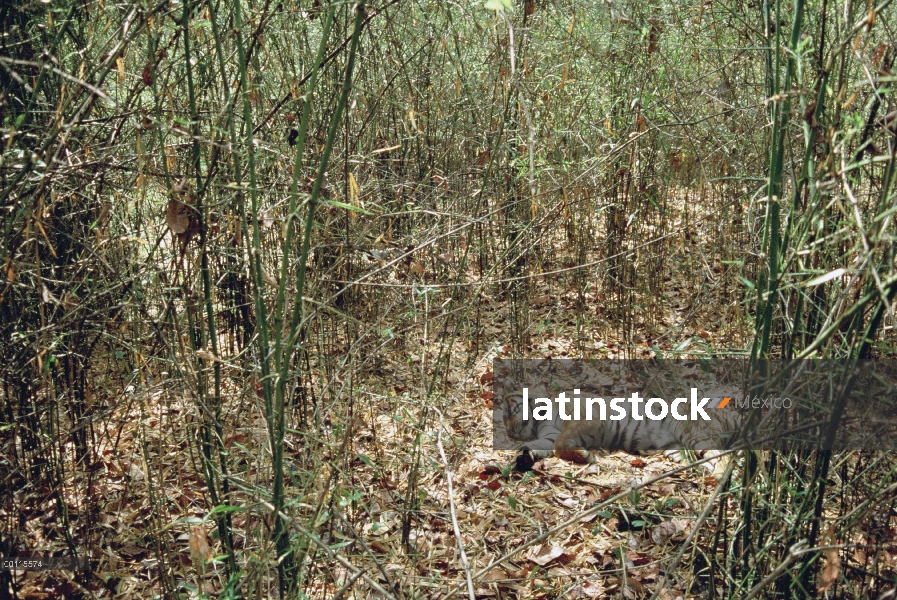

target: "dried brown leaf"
[189,526,212,562]
[817,524,840,593]
[817,549,840,593]
[572,580,604,598]
[166,199,190,234]
[554,495,579,509]
[651,521,679,545]
[526,544,567,566]
[481,569,507,582]
[409,260,425,275]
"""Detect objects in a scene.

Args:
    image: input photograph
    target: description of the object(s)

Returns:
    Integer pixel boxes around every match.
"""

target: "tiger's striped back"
[500,386,741,472]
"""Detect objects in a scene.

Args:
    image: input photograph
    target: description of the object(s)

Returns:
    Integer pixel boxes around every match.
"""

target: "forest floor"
[9,199,766,599]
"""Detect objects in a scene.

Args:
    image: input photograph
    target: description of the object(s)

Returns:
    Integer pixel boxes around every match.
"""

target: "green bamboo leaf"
[485,0,513,10]
[804,268,845,288]
[211,504,248,514]
[322,198,374,215]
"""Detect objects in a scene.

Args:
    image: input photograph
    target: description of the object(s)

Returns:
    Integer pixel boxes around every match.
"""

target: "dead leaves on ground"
[817,523,841,594]
[526,544,575,566]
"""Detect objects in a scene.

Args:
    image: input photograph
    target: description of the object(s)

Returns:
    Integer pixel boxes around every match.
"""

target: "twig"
[258,500,398,600]
[435,410,476,600]
[333,508,403,599]
[648,452,738,600]
[0,57,114,104]
[441,444,757,599]
[331,567,368,600]
[741,540,810,600]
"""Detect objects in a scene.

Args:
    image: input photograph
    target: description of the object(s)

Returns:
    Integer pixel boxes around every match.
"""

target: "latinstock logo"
[519,387,734,423]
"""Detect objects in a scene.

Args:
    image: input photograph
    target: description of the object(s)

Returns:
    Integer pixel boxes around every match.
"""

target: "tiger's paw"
[514,447,538,472]
[556,449,598,465]
[515,448,598,472]
[514,445,557,472]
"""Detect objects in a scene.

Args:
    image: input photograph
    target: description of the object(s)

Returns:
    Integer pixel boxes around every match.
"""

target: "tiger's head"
[500,384,552,443]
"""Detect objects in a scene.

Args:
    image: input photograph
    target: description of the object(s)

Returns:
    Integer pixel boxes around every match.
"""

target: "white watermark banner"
[492,359,897,451]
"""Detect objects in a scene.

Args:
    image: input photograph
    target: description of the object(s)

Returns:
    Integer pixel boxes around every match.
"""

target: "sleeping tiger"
[500,385,742,474]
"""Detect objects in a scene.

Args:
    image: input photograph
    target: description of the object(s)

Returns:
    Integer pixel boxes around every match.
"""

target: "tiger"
[500,384,743,475]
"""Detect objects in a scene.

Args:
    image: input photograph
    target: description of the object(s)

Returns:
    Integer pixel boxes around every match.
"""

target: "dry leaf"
[572,580,604,598]
[372,144,400,155]
[165,145,177,170]
[189,526,212,562]
[817,549,840,593]
[166,199,190,234]
[651,521,679,545]
[635,114,647,133]
[622,575,646,598]
[127,462,145,481]
[119,542,147,558]
[481,569,507,582]
[554,495,579,509]
[580,463,601,477]
[408,261,424,275]
[654,588,682,600]
[526,544,567,566]
[261,269,279,288]
[195,349,228,365]
[817,524,840,593]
